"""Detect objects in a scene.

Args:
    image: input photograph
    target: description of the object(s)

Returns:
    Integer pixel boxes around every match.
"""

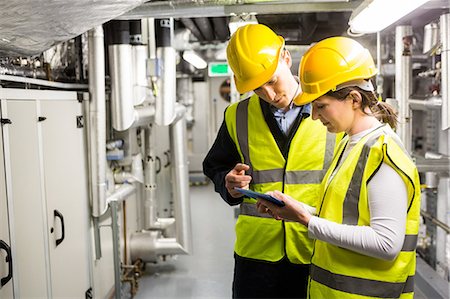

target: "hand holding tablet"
[234,187,285,207]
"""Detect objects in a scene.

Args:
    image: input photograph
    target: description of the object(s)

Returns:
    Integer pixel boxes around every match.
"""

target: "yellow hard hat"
[295,36,377,105]
[226,24,285,94]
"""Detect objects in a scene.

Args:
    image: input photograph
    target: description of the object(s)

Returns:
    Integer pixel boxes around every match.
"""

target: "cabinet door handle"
[54,210,65,247]
[155,156,161,174]
[0,240,13,287]
[163,150,171,168]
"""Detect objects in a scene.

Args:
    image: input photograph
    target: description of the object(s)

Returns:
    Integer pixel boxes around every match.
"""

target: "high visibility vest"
[309,125,421,299]
[225,94,339,264]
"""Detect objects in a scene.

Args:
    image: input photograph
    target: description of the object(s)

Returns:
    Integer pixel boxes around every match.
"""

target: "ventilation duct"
[0,0,145,56]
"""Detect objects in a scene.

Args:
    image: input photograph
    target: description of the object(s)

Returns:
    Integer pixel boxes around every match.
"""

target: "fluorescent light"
[349,0,430,34]
[228,14,258,35]
[182,50,207,69]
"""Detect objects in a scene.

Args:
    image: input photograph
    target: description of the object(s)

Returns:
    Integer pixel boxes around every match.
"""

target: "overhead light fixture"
[228,13,258,35]
[182,50,207,69]
[349,0,430,34]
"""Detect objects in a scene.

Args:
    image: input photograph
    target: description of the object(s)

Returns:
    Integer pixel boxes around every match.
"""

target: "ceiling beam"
[119,1,361,20]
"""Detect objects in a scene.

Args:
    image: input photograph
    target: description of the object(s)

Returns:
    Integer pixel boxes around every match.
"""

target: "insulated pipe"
[107,183,136,204]
[88,26,108,218]
[155,18,176,126]
[144,126,158,228]
[0,65,47,79]
[395,25,413,153]
[109,44,136,131]
[169,104,193,254]
[441,13,450,130]
[129,104,193,261]
[409,96,442,111]
[132,106,155,128]
[376,32,383,98]
[132,45,148,106]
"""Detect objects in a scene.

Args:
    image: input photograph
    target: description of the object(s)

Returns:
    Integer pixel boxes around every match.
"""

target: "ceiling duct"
[212,17,230,40]
[0,0,145,56]
[193,17,215,41]
[180,18,205,42]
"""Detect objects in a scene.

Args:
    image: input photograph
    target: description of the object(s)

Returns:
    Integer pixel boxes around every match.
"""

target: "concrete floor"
[135,184,236,299]
[133,183,441,299]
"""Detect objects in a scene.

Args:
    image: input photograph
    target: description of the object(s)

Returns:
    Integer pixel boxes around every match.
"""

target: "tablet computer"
[234,187,285,207]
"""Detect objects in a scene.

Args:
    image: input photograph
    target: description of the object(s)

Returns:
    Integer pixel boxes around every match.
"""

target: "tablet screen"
[234,187,285,207]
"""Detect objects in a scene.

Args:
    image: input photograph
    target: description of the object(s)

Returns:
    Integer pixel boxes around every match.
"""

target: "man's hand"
[225,163,252,198]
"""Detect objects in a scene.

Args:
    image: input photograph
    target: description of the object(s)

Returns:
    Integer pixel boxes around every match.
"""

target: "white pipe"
[107,183,136,204]
[109,44,136,131]
[88,26,108,217]
[169,104,193,254]
[133,45,148,106]
[144,126,158,228]
[395,25,413,153]
[0,74,87,89]
[409,96,442,111]
[131,105,155,128]
[155,46,177,125]
[129,104,193,261]
[441,13,450,130]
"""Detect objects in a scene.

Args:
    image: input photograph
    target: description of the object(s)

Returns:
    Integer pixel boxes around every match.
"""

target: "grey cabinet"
[0,89,91,298]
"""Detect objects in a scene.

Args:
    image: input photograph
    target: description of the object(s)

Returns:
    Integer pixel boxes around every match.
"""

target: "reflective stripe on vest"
[310,264,415,298]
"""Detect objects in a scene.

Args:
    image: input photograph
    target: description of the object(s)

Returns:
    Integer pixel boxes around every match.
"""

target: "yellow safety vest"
[309,125,420,298]
[225,94,340,264]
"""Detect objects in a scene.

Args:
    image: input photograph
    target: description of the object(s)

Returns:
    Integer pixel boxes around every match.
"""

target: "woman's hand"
[256,190,313,226]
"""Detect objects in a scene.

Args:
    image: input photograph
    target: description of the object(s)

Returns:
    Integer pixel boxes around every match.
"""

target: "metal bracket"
[76,115,84,128]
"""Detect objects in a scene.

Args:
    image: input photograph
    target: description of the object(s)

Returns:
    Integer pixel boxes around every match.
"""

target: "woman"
[256,36,420,299]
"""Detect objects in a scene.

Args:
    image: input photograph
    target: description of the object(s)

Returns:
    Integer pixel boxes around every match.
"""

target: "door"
[40,99,91,297]
[1,99,50,297]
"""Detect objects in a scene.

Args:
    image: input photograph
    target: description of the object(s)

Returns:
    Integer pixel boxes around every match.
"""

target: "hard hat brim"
[294,91,317,106]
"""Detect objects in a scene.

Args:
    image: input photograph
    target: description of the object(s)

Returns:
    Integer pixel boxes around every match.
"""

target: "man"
[203,24,339,298]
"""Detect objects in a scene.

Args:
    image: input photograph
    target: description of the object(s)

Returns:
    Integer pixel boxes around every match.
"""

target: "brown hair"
[325,86,398,129]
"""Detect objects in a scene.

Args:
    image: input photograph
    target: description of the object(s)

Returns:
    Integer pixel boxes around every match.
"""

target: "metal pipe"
[408,96,442,111]
[129,104,193,262]
[131,106,155,128]
[108,183,136,299]
[421,210,450,234]
[395,25,413,153]
[107,183,136,204]
[376,32,383,98]
[110,200,122,299]
[144,126,158,228]
[88,26,107,218]
[169,104,193,254]
[109,44,136,131]
[0,74,87,89]
[155,18,176,126]
[441,13,450,130]
[0,66,47,79]
[132,45,148,106]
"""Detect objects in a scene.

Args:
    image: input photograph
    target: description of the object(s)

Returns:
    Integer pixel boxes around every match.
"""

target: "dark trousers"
[232,254,309,299]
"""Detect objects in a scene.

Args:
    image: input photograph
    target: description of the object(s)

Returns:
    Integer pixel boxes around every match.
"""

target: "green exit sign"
[208,62,231,77]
